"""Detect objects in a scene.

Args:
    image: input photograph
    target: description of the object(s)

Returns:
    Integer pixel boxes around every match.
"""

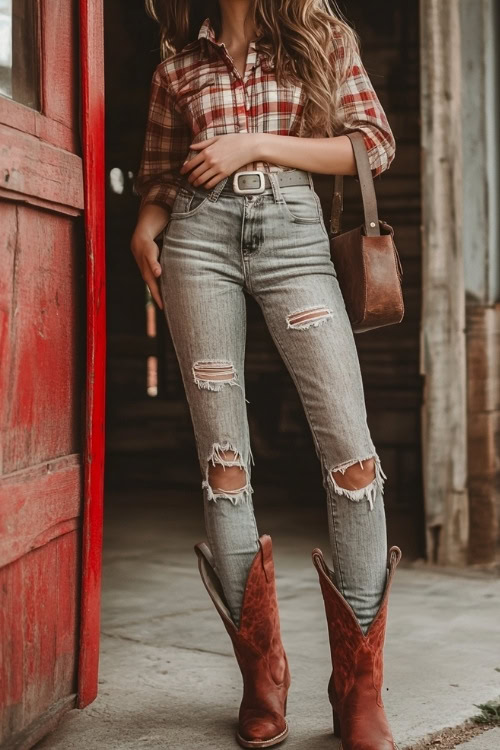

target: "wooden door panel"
[0,0,106,744]
[0,197,83,745]
[0,531,79,742]
[0,205,82,474]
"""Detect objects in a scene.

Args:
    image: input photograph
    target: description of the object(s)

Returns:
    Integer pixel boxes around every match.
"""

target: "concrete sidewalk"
[36,488,500,749]
[453,729,500,750]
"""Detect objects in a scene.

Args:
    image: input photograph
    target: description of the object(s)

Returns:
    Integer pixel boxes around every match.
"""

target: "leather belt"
[223,169,310,194]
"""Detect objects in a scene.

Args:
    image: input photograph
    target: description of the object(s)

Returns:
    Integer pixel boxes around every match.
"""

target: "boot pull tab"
[259,535,274,583]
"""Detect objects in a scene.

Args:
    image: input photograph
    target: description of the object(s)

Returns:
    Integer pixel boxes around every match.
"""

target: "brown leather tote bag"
[328,131,404,334]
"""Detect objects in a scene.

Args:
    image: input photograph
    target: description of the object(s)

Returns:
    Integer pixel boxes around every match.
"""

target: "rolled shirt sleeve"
[133,66,191,214]
[333,45,396,177]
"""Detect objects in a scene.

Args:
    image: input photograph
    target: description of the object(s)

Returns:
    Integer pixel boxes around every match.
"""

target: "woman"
[131,1,402,748]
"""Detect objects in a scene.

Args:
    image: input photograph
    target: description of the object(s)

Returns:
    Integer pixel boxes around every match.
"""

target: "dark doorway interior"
[103,0,424,559]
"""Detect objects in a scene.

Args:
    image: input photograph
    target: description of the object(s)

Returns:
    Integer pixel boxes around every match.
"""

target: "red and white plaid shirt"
[134,16,395,213]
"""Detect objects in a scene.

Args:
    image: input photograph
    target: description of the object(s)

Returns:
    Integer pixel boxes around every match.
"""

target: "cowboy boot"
[312,545,402,750]
[195,534,291,748]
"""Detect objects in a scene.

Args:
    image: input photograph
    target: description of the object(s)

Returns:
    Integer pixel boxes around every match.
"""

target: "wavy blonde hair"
[144,0,360,137]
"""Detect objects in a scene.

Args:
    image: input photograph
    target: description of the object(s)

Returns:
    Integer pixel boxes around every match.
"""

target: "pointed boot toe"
[237,715,289,748]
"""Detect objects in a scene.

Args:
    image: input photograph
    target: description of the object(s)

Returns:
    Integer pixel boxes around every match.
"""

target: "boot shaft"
[195,535,290,684]
[312,545,401,691]
[195,535,291,748]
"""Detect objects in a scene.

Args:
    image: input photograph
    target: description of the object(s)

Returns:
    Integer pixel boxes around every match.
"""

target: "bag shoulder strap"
[330,131,380,237]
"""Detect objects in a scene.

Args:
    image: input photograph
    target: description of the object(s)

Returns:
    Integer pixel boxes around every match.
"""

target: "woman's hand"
[180,133,263,188]
[130,229,164,310]
[131,203,170,310]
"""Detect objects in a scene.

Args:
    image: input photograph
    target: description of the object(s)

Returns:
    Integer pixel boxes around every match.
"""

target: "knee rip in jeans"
[192,360,243,392]
[202,442,254,505]
[286,305,333,330]
[327,453,388,511]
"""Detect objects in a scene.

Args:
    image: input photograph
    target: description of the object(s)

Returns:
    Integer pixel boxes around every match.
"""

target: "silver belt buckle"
[232,170,266,195]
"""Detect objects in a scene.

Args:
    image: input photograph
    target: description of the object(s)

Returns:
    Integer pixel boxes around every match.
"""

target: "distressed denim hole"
[286,306,333,330]
[328,454,388,511]
[208,451,247,493]
[203,443,254,505]
[192,360,243,392]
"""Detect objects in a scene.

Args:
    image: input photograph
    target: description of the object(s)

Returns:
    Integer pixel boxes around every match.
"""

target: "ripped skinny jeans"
[159,169,388,633]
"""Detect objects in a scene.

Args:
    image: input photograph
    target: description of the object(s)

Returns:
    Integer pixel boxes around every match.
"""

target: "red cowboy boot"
[195,535,291,748]
[312,545,402,750]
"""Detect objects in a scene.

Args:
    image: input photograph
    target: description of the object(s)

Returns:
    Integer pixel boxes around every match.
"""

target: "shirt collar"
[197,16,258,50]
[197,16,216,44]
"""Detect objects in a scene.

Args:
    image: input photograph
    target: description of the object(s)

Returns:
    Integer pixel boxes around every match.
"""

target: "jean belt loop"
[306,171,315,191]
[209,175,230,203]
[267,171,284,204]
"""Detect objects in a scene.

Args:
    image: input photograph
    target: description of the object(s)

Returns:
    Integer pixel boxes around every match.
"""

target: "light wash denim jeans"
[159,169,388,633]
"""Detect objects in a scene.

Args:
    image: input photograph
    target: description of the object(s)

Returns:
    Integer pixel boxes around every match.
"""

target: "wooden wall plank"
[419,0,469,564]
[0,203,17,475]
[0,558,24,736]
[0,455,82,568]
[1,207,82,474]
[22,540,58,721]
[0,125,84,210]
[40,0,79,141]
[54,533,81,695]
[0,534,79,739]
[0,100,76,153]
[467,303,500,563]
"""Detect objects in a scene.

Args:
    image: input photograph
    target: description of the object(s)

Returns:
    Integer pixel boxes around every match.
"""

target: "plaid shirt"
[134,16,395,213]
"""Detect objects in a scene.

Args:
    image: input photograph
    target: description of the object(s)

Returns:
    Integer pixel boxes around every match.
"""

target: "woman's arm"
[185,43,395,187]
[133,67,191,223]
[255,44,395,178]
[254,133,357,176]
[131,203,170,310]
[331,44,396,177]
[132,66,191,308]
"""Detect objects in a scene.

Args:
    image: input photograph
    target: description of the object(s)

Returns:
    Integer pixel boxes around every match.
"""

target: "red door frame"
[77,0,106,709]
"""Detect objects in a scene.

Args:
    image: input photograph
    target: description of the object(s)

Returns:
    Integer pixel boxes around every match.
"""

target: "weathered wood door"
[0,1,105,747]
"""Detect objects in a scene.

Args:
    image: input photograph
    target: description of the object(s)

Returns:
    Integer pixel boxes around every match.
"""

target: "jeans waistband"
[178,169,314,204]
[219,168,312,195]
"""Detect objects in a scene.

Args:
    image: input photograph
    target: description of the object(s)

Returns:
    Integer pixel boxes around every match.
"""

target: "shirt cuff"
[358,129,395,178]
[138,181,180,214]
[344,128,396,179]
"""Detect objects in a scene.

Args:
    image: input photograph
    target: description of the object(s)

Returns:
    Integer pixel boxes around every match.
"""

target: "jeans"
[159,169,388,632]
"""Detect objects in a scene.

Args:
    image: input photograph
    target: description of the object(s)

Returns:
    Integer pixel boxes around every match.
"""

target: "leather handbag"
[328,131,404,334]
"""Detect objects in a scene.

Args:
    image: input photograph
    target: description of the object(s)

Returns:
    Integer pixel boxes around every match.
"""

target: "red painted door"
[0,1,105,746]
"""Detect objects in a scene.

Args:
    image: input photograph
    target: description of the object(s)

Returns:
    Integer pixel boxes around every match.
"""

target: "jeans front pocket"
[170,184,210,219]
[280,185,322,224]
